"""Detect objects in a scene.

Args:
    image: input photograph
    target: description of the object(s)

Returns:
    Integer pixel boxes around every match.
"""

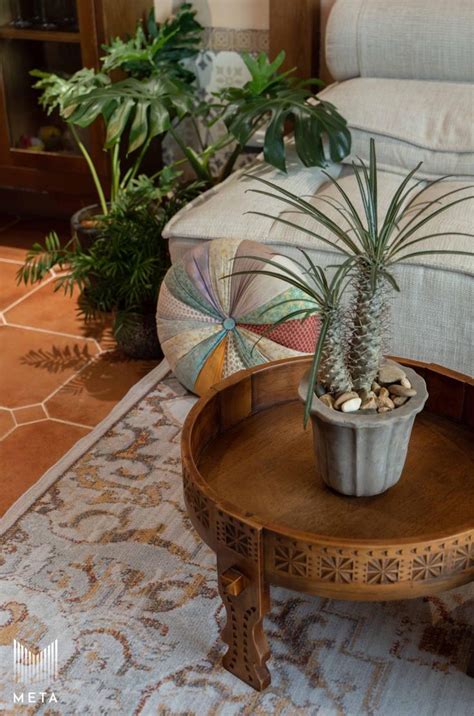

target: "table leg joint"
[218,558,270,690]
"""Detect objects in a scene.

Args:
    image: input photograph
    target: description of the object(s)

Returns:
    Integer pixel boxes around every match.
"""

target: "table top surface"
[200,399,473,543]
[185,356,474,547]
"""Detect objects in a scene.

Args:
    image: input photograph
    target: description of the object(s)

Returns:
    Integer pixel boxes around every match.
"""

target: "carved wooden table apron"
[181,356,474,691]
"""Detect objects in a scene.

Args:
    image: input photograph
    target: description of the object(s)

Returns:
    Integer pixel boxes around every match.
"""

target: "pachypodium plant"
[239,139,474,419]
[229,254,354,423]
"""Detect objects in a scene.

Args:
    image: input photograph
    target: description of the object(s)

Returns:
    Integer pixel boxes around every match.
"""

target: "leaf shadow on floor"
[19,344,153,399]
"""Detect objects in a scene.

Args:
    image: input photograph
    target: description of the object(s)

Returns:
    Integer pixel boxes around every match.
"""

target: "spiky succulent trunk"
[348,266,388,392]
[318,308,353,394]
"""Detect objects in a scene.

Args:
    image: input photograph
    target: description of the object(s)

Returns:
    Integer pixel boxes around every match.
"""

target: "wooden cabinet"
[0,0,152,210]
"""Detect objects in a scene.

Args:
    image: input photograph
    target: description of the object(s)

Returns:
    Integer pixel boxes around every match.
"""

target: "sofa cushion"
[318,78,474,179]
[164,145,343,252]
[163,149,474,276]
[156,239,319,395]
[326,0,474,82]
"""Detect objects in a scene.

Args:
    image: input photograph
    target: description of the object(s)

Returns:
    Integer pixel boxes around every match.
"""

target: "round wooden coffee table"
[181,357,474,691]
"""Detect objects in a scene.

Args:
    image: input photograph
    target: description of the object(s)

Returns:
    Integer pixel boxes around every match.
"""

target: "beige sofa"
[163,0,474,376]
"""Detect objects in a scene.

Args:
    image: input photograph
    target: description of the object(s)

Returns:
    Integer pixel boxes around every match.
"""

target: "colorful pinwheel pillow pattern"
[156,239,320,395]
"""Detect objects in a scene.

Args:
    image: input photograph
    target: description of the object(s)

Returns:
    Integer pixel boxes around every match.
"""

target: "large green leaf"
[215,53,351,172]
[31,68,110,118]
[242,50,287,96]
[62,75,195,153]
[101,3,203,81]
[105,98,134,147]
[128,100,150,153]
[148,103,170,137]
[293,106,324,167]
[70,98,109,127]
[263,108,286,172]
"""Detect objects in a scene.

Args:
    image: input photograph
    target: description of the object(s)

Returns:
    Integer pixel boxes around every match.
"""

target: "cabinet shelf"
[0,0,154,206]
[0,25,80,43]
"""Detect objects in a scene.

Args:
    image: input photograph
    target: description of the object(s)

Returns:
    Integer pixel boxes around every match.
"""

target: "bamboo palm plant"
[237,139,474,421]
[17,167,202,354]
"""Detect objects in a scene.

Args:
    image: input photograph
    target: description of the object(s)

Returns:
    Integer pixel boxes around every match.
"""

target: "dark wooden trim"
[269,0,321,78]
[0,186,97,218]
[0,26,81,43]
[0,0,153,206]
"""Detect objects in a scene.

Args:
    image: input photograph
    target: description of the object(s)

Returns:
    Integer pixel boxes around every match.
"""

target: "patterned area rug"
[0,362,473,715]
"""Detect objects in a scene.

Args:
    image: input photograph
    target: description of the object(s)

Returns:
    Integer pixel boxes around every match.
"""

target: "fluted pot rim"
[299,361,428,429]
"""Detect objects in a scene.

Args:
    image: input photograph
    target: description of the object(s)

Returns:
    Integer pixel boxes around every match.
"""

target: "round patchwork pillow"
[156,238,320,395]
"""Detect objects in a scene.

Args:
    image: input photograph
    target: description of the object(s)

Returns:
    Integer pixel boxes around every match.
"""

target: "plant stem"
[219,142,244,182]
[70,126,108,215]
[348,264,388,391]
[110,143,121,205]
[121,137,152,190]
[149,156,187,181]
[218,117,267,183]
[318,307,353,394]
[190,115,206,152]
[169,125,211,183]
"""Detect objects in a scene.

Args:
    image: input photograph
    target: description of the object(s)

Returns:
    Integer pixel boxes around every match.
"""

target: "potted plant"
[232,140,474,496]
[162,49,351,186]
[84,7,351,186]
[17,168,200,359]
[21,2,352,359]
[18,5,203,356]
[31,4,203,243]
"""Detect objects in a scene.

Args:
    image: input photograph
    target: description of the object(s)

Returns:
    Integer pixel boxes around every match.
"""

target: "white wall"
[154,0,269,30]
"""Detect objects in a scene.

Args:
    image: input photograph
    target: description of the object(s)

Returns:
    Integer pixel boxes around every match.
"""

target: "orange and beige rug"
[0,214,158,515]
[0,363,472,714]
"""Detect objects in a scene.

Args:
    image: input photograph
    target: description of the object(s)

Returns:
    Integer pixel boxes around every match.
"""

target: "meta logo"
[12,638,59,705]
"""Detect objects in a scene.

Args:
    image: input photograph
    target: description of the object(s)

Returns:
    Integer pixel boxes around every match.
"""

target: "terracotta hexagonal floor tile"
[4,281,113,346]
[46,351,158,426]
[0,420,89,515]
[0,217,69,262]
[0,325,100,409]
[0,260,51,312]
[0,216,163,518]
[13,404,48,425]
[0,409,15,440]
[0,219,70,261]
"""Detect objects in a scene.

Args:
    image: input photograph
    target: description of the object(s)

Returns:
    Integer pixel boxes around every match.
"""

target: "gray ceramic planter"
[298,363,428,496]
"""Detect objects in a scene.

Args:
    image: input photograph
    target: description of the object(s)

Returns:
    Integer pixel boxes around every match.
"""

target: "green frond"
[389,249,474,264]
[387,231,474,260]
[391,194,474,250]
[245,210,353,256]
[303,316,329,427]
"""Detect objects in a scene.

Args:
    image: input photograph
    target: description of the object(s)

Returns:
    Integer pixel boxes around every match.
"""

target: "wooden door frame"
[269,0,321,80]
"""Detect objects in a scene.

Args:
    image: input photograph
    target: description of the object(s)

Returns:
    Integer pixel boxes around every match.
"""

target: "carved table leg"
[214,512,271,689]
[217,563,271,690]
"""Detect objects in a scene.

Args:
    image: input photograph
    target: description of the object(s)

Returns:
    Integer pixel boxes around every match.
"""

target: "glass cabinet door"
[0,1,91,159]
[8,1,78,31]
